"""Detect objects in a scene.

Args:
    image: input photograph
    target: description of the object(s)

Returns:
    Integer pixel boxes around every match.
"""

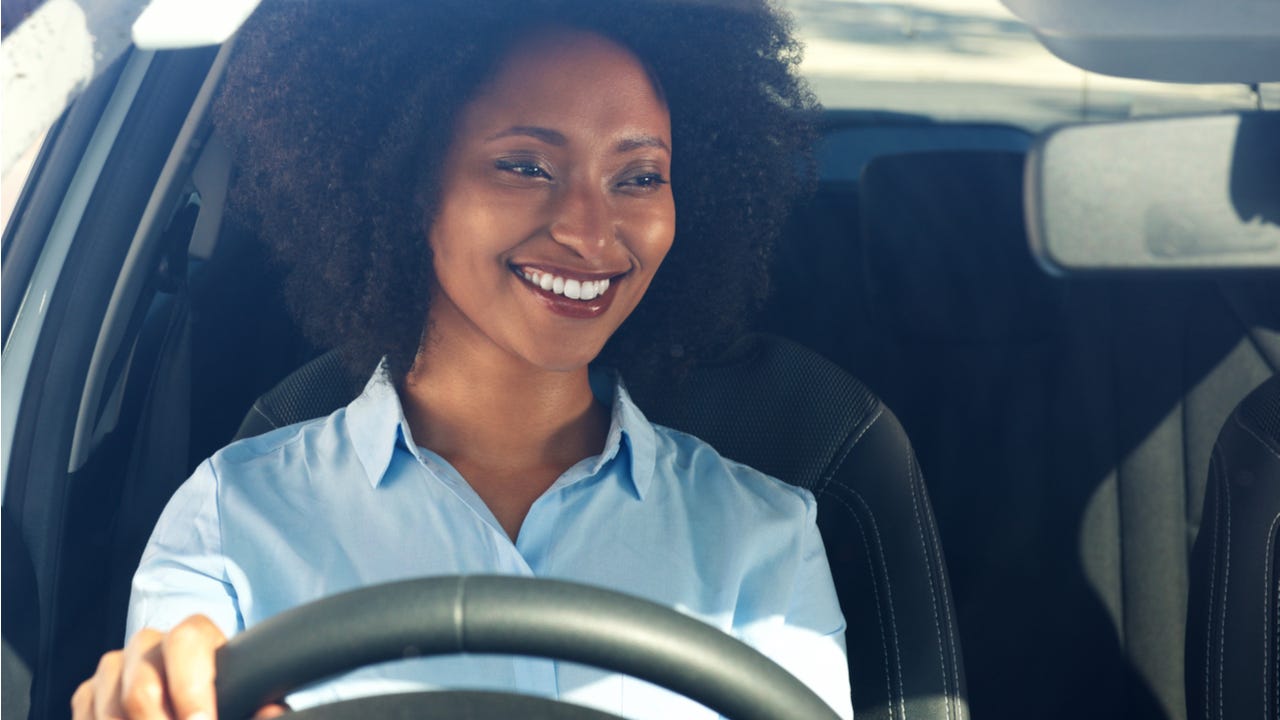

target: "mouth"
[511,264,627,319]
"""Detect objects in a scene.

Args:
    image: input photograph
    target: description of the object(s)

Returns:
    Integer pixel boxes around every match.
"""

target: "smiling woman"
[407,28,676,541]
[68,1,851,719]
[218,0,817,385]
[423,29,675,378]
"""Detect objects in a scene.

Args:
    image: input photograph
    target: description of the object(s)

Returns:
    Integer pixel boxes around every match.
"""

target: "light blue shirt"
[127,366,852,718]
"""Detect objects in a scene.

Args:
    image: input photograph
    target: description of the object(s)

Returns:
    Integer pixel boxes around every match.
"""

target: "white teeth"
[518,268,616,301]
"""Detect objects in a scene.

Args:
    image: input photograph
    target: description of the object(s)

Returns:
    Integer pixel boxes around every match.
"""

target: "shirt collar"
[589,366,655,500]
[345,361,421,488]
[343,362,656,499]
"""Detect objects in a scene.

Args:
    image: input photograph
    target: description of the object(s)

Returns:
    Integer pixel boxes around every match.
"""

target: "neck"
[399,334,609,477]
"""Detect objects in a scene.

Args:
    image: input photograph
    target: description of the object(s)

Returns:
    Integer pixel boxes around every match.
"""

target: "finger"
[71,679,94,720]
[121,629,173,720]
[251,703,289,719]
[91,650,126,720]
[161,615,226,720]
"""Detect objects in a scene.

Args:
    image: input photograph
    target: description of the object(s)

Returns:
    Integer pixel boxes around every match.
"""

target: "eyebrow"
[485,126,670,154]
[485,126,567,146]
[615,135,671,154]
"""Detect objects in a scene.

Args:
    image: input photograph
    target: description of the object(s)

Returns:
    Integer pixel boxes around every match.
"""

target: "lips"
[511,264,625,319]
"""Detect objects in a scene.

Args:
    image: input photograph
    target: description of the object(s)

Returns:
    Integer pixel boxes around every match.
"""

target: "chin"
[520,343,607,374]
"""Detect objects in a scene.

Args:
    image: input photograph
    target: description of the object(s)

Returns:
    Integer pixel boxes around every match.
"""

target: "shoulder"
[647,422,816,522]
[209,359,394,477]
[205,409,348,484]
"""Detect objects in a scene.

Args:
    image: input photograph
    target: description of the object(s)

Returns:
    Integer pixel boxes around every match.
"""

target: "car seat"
[1186,372,1280,720]
[234,332,969,720]
[760,141,1280,720]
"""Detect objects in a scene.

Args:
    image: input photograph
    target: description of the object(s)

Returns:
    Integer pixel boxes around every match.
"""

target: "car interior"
[2,1,1278,719]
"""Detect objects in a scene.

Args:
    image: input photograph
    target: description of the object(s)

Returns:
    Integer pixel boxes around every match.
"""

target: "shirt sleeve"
[125,459,243,642]
[743,495,853,720]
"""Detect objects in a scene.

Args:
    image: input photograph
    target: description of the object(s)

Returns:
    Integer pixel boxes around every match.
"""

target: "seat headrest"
[859,151,1063,343]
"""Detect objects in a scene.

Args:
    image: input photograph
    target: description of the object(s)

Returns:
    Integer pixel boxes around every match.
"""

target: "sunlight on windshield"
[789,0,1270,129]
[1,132,44,235]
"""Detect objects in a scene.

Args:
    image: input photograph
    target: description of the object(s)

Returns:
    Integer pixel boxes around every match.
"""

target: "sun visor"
[1026,112,1280,274]
[1000,0,1280,82]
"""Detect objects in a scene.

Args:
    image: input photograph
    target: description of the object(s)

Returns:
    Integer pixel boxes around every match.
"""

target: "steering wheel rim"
[283,689,629,720]
[214,575,840,720]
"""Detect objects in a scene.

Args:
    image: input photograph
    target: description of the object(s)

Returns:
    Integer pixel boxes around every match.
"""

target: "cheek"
[428,204,498,267]
[632,200,677,269]
[425,191,461,260]
[426,170,501,261]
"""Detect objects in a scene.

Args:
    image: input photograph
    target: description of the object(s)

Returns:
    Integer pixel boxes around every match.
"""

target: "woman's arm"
[73,462,283,719]
[741,496,853,720]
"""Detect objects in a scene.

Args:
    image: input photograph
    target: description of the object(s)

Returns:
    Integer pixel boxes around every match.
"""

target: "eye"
[619,173,670,191]
[495,158,553,180]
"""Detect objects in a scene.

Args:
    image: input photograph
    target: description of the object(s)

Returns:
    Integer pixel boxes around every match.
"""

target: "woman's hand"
[71,614,286,720]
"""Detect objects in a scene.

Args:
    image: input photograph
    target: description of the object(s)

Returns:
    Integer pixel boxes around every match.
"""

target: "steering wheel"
[214,575,840,720]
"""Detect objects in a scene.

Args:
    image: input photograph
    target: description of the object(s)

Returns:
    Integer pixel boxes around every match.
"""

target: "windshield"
[789,0,1277,130]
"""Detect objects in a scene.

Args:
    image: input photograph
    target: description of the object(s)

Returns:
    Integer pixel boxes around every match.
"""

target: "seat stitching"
[1219,459,1232,720]
[916,457,958,716]
[1204,453,1223,720]
[845,487,908,720]
[1263,512,1280,718]
[817,407,885,498]
[904,443,949,720]
[251,403,279,431]
[1236,414,1280,463]
[917,455,963,720]
[915,454,961,720]
[827,487,894,719]
[819,404,880,499]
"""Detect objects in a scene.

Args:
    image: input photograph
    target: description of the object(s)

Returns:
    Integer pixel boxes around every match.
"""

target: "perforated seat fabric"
[1186,373,1280,720]
[234,333,969,720]
[233,350,366,440]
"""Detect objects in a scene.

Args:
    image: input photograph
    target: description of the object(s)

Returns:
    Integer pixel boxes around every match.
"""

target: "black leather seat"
[235,332,968,720]
[1186,373,1280,720]
[763,144,1280,720]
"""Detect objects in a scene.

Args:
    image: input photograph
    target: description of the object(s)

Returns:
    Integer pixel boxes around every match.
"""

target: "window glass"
[790,0,1275,129]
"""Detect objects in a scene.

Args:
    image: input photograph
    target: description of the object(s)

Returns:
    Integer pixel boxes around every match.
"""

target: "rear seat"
[759,134,1280,720]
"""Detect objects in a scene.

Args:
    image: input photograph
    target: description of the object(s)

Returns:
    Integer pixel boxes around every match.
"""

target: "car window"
[789,0,1277,130]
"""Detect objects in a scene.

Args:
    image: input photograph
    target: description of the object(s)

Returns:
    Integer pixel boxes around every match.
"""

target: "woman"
[73,1,849,718]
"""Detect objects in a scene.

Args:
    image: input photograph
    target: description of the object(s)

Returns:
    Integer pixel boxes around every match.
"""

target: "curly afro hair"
[214,0,818,385]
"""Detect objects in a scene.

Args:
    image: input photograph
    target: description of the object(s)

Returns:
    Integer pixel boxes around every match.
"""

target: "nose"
[548,180,615,259]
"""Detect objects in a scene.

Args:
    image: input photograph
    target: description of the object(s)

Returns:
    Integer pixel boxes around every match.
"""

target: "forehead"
[457,28,670,138]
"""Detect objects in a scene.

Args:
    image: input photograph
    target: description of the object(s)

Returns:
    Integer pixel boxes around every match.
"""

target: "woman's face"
[425,28,675,373]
